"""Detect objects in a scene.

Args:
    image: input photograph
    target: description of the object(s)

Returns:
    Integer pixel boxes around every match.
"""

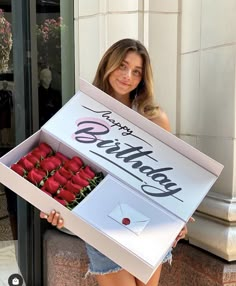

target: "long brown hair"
[93,38,160,118]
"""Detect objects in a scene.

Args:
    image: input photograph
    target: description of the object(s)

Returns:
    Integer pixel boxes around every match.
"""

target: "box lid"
[42,78,224,222]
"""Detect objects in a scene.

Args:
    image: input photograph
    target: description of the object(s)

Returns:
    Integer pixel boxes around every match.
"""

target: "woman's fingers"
[189,216,195,223]
[39,210,64,228]
[40,211,48,219]
[57,217,64,229]
[47,210,56,223]
[172,217,196,247]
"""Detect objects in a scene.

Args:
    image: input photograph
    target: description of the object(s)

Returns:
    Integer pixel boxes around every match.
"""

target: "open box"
[0,78,224,283]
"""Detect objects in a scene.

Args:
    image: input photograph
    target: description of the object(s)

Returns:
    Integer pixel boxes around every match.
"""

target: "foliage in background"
[0,9,13,73]
[37,17,66,71]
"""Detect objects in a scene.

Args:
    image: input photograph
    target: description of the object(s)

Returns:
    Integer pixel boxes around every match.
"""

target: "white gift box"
[0,78,224,283]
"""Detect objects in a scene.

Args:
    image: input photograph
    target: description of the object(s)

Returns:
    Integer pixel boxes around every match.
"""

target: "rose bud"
[18,157,35,171]
[53,170,67,186]
[54,196,68,206]
[79,169,94,180]
[71,156,83,168]
[38,142,53,156]
[40,158,57,172]
[27,168,46,185]
[58,167,73,180]
[83,166,95,178]
[41,187,53,197]
[43,177,60,194]
[25,154,40,167]
[64,160,81,173]
[65,180,83,194]
[11,163,26,176]
[31,147,47,160]
[57,189,76,203]
[55,152,69,164]
[72,174,89,187]
[49,156,62,168]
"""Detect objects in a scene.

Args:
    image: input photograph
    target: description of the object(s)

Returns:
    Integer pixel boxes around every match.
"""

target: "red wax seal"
[122,217,131,225]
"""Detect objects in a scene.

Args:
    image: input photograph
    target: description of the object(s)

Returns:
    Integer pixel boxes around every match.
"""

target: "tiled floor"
[0,188,25,286]
[0,240,25,286]
[0,188,13,242]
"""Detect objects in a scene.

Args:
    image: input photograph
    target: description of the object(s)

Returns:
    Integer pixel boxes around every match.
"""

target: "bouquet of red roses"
[11,142,104,210]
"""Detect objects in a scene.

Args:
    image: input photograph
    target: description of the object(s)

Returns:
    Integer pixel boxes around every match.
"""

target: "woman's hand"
[40,210,64,229]
[172,217,195,248]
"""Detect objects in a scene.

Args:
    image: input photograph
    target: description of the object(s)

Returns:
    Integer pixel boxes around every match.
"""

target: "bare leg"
[96,269,137,286]
[136,264,162,286]
[95,264,162,286]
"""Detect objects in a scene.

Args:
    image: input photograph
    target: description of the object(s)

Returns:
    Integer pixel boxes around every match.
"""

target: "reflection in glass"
[37,16,65,72]
[0,7,14,150]
[0,80,13,146]
[36,10,64,126]
[38,67,61,127]
[0,9,13,73]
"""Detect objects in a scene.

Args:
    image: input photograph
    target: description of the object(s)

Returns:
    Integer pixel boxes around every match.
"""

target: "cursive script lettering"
[75,121,109,143]
[82,108,133,136]
[74,120,182,200]
[141,184,182,200]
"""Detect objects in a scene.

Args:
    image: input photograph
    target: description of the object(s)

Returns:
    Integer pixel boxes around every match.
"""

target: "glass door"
[0,0,74,284]
[0,1,23,285]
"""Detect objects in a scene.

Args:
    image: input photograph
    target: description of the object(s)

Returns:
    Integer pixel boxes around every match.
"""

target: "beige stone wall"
[179,0,236,261]
[74,0,236,261]
[74,0,179,131]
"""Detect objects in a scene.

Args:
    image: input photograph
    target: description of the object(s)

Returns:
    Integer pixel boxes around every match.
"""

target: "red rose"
[64,159,81,173]
[53,170,67,186]
[55,152,69,164]
[18,157,34,171]
[79,169,94,180]
[40,157,57,172]
[27,168,46,185]
[71,156,83,168]
[49,156,62,167]
[25,154,40,166]
[54,196,68,206]
[43,177,60,194]
[38,142,53,156]
[58,167,73,180]
[31,147,47,160]
[57,189,76,202]
[72,174,89,187]
[83,166,95,178]
[65,180,83,194]
[11,163,26,176]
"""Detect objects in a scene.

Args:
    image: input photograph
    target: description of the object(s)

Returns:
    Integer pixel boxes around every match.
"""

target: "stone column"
[179,0,236,261]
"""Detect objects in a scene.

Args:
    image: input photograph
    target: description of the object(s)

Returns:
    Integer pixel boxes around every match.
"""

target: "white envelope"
[108,203,150,235]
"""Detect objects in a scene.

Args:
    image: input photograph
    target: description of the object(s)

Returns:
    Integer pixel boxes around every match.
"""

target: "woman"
[41,38,190,286]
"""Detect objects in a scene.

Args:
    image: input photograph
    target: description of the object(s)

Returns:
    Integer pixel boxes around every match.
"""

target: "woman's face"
[108,51,143,99]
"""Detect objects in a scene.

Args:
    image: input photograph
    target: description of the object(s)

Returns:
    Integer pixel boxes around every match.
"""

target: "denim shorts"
[85,243,172,275]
